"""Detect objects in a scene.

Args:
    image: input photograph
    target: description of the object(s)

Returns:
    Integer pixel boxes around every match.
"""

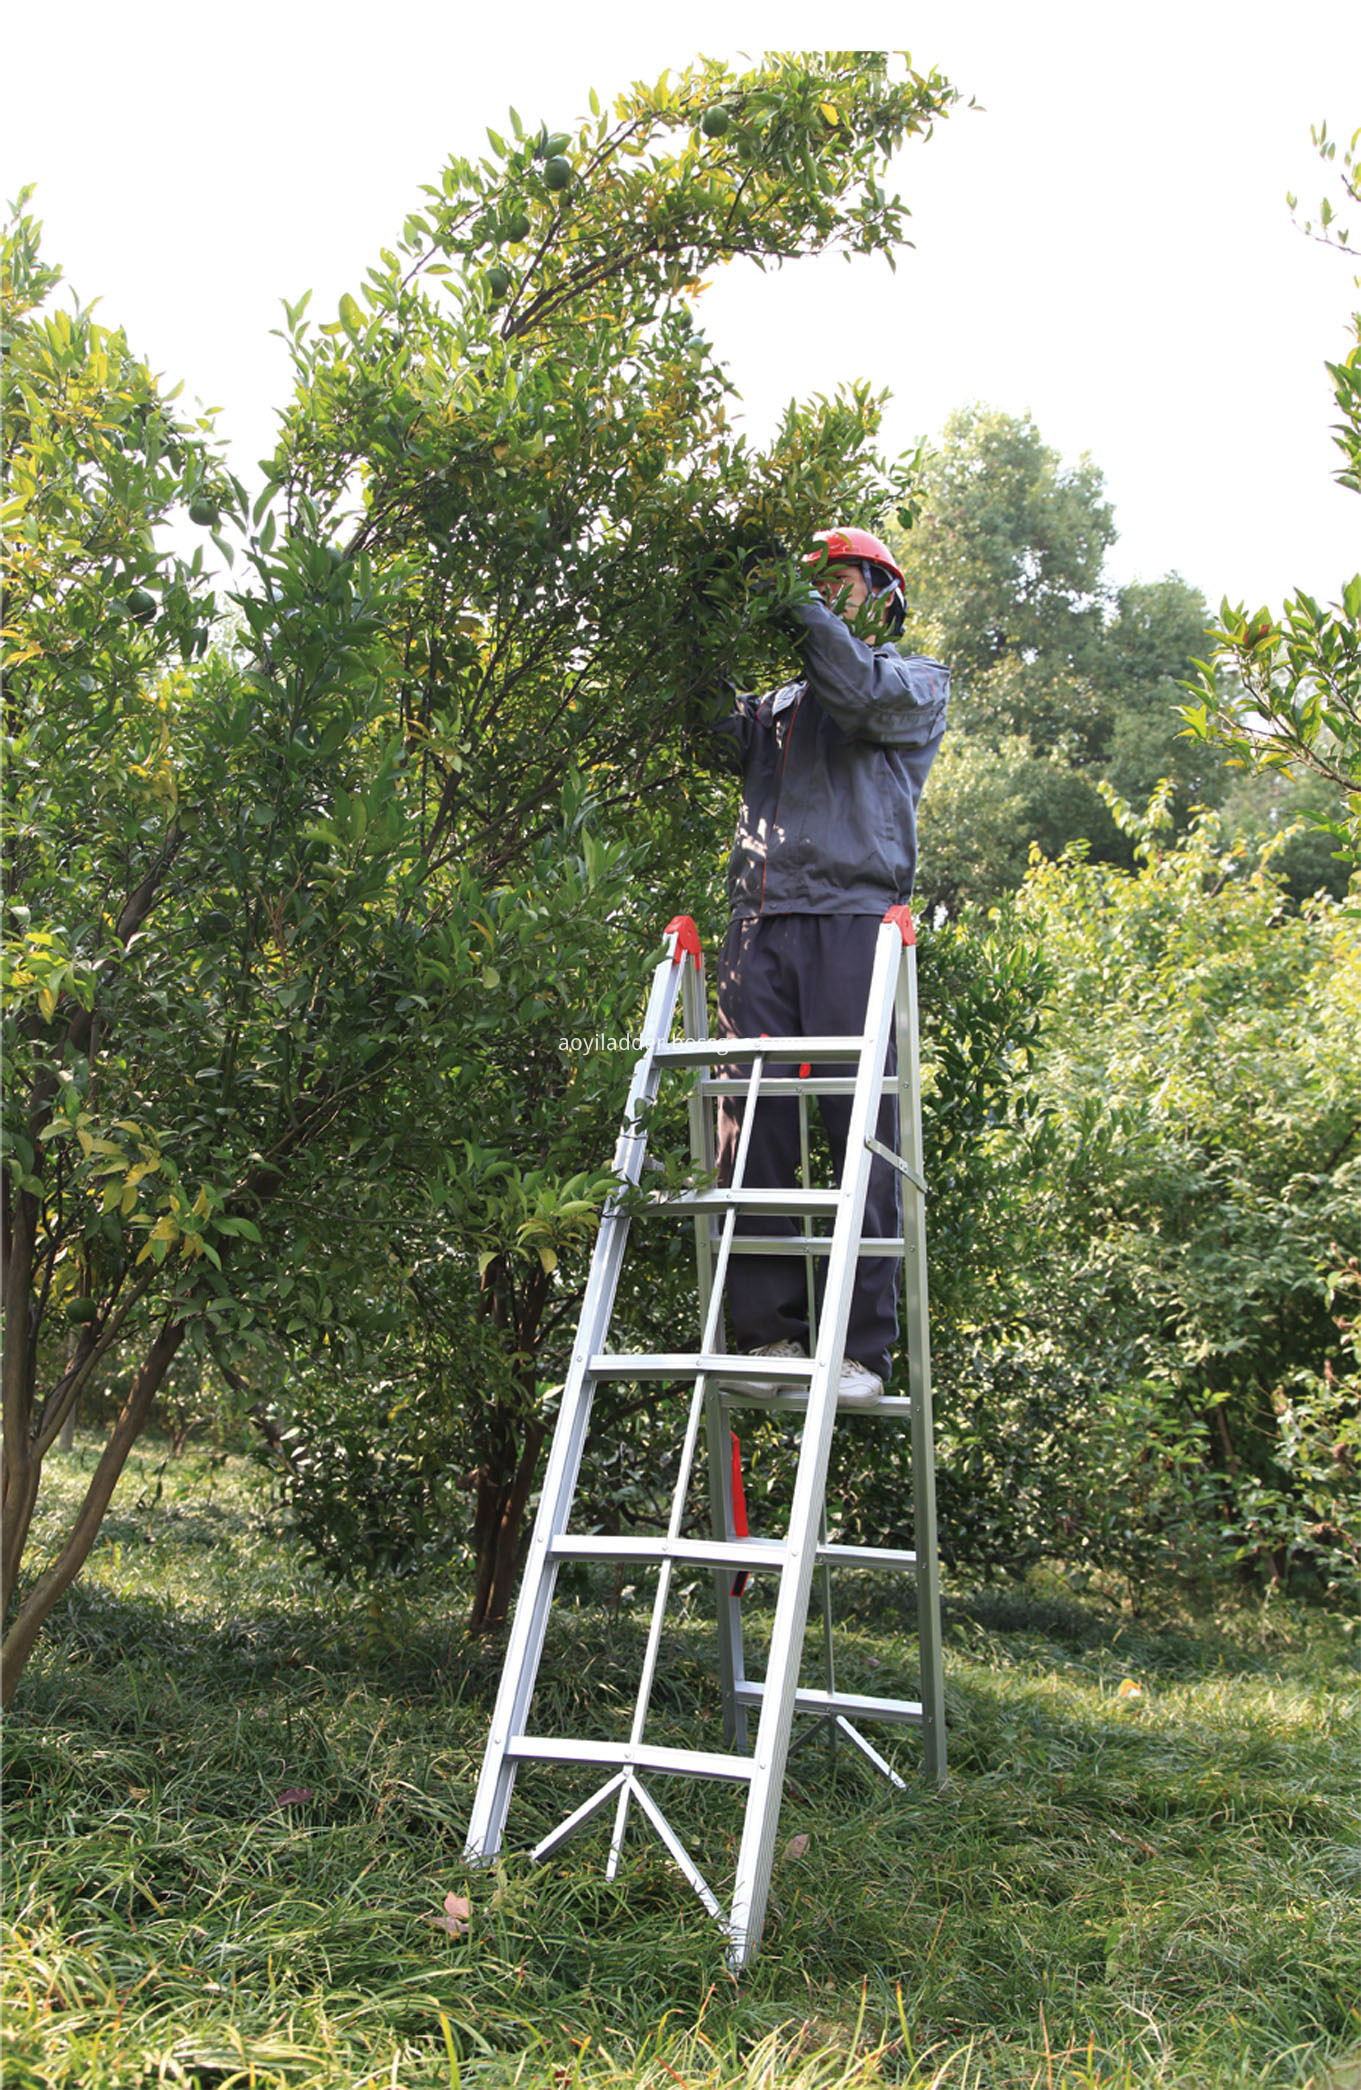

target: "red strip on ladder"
[730,1430,750,1598]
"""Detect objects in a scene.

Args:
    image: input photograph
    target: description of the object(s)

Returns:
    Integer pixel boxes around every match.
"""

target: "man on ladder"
[695,527,950,1403]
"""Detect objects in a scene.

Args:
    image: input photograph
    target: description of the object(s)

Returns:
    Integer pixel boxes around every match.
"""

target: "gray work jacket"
[700,600,949,918]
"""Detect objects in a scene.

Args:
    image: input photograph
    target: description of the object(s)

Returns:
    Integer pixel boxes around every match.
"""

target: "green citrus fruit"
[189,498,218,526]
[485,265,512,298]
[502,211,531,242]
[125,588,156,622]
[701,105,731,138]
[67,1298,98,1323]
[544,156,572,193]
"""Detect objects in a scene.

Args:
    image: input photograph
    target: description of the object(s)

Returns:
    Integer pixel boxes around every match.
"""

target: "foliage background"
[4,63,1359,1723]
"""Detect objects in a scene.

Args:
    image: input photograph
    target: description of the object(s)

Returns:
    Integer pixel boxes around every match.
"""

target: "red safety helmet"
[805,526,904,587]
[805,526,906,632]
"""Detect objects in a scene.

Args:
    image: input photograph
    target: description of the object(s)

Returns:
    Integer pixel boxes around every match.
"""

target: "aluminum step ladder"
[464,908,945,1969]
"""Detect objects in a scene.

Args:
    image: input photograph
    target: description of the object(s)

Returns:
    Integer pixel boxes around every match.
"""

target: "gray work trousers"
[715,914,900,1381]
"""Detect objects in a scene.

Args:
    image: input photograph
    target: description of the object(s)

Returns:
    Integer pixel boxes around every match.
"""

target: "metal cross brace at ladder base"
[787,1714,909,1790]
[463,908,946,1971]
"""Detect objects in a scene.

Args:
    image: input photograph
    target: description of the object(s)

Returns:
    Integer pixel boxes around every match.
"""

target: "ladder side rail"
[706,1393,749,1750]
[815,1500,837,1753]
[698,1005,749,1752]
[798,1087,819,1348]
[685,947,750,1746]
[607,1054,766,1872]
[897,938,946,1789]
[800,1082,838,1738]
[680,945,715,1341]
[464,942,694,1863]
[726,921,905,1967]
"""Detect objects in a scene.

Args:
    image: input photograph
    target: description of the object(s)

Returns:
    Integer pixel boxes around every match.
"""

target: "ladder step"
[654,1035,866,1065]
[721,1391,913,1416]
[637,1188,840,1215]
[734,1683,924,1727]
[589,1351,814,1385]
[701,1077,898,1097]
[505,1736,753,1782]
[817,1543,917,1572]
[549,1537,914,1574]
[551,1533,787,1571]
[724,1235,907,1257]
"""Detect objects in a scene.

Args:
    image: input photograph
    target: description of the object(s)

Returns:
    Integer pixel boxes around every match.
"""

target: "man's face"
[812,561,891,640]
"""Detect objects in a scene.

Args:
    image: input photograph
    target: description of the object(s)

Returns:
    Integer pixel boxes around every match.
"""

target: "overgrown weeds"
[3,1442,1358,2088]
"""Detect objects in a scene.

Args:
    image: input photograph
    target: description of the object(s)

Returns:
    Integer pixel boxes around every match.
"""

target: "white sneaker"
[739,1339,807,1394]
[837,1358,884,1406]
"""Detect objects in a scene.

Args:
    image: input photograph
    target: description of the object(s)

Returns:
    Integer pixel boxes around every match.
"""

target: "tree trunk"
[466,1258,552,1637]
[0,1315,186,1705]
[2,1174,40,1619]
[467,1414,546,1635]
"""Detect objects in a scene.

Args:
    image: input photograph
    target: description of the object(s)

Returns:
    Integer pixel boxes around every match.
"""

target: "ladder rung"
[721,1392,913,1416]
[724,1235,906,1257]
[504,1736,753,1782]
[817,1543,917,1572]
[734,1683,924,1727]
[636,1188,840,1215]
[552,1533,787,1571]
[549,1538,916,1573]
[653,1036,867,1065]
[701,1077,897,1098]
[589,1350,814,1385]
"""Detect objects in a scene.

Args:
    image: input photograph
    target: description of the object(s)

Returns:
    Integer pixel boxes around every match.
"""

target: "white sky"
[5,0,1359,613]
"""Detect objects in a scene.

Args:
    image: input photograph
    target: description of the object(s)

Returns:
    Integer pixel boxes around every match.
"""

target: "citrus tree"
[1010,794,1360,1595]
[1181,122,1361,873]
[3,191,241,1692]
[2,51,960,1693]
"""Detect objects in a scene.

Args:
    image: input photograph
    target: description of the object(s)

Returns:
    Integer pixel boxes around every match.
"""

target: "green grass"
[3,1440,1359,2090]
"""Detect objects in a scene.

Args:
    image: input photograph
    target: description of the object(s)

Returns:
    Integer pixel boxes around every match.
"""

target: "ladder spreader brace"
[464,908,945,1969]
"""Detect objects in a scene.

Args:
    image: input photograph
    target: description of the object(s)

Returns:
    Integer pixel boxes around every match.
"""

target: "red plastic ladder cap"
[663,915,703,965]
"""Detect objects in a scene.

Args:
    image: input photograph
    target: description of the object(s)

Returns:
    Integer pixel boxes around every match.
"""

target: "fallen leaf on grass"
[426,1892,471,1937]
[784,1833,809,1859]
[274,1787,314,1806]
[1116,1679,1143,1701]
